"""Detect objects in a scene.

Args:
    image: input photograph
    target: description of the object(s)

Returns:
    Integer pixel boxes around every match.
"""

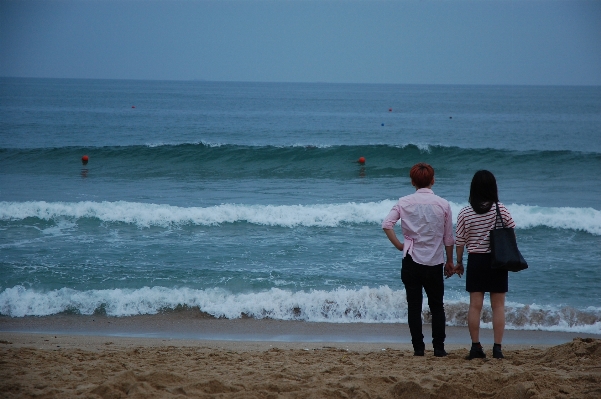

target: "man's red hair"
[409,163,435,188]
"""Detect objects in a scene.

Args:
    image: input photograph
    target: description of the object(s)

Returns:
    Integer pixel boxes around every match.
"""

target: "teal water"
[1,78,600,333]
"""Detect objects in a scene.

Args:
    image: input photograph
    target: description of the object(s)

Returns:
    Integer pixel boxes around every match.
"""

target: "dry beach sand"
[1,314,600,399]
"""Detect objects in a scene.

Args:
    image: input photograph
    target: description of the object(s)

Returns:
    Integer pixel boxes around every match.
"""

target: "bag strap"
[494,202,506,229]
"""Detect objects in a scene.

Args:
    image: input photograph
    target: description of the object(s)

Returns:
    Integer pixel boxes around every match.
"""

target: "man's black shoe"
[434,348,448,357]
[413,349,425,356]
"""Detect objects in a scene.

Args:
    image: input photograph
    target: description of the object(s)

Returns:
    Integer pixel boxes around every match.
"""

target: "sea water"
[1,78,600,334]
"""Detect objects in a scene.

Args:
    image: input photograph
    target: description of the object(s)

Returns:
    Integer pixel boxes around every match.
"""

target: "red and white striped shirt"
[455,202,516,254]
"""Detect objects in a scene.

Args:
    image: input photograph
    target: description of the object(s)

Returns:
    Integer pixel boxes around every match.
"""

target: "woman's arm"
[455,245,465,277]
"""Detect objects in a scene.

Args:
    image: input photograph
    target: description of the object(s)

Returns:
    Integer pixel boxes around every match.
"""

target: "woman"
[454,170,516,360]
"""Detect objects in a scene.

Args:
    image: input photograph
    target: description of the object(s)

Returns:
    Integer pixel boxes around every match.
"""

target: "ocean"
[1,78,600,334]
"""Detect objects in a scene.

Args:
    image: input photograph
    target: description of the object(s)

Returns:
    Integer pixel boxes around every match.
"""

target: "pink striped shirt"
[455,202,516,254]
[382,188,454,266]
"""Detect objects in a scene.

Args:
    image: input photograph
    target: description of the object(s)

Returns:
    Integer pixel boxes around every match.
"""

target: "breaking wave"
[1,200,599,234]
[1,285,599,334]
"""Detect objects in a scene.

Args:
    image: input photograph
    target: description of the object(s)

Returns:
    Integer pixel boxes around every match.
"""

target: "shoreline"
[2,311,599,346]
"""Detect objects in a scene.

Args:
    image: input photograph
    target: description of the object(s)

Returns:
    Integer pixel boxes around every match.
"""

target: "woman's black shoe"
[467,344,486,359]
[493,344,504,359]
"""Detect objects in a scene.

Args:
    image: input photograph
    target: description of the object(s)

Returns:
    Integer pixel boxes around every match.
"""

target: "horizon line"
[1,76,600,88]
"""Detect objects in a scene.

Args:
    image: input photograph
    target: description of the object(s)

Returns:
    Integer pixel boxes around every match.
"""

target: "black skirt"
[466,253,508,293]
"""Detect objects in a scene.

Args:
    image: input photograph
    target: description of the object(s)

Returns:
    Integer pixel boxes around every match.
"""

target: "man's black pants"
[400,254,446,351]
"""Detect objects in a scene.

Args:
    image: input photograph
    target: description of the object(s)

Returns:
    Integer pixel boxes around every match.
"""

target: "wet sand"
[1,313,600,398]
[1,311,598,345]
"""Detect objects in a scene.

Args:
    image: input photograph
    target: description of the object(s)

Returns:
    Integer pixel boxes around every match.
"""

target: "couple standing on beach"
[382,163,515,359]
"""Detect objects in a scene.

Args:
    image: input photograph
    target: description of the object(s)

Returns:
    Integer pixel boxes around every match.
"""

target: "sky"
[1,0,600,85]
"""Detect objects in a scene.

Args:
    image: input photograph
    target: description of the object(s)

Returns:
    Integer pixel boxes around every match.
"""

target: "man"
[382,163,455,357]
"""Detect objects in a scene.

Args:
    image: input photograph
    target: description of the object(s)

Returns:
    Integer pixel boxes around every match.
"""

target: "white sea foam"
[1,285,599,334]
[389,143,433,152]
[1,200,599,235]
[290,143,333,149]
[144,140,224,148]
[449,202,601,235]
[414,143,432,153]
[0,200,395,228]
[145,142,183,148]
[504,204,601,235]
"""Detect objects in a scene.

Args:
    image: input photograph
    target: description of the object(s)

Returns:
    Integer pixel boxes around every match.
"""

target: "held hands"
[444,261,464,279]
[454,262,464,278]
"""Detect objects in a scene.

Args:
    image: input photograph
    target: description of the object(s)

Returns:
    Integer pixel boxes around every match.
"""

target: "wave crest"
[1,200,599,234]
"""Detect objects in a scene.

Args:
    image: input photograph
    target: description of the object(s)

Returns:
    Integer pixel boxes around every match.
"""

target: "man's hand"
[444,260,455,279]
[383,228,404,252]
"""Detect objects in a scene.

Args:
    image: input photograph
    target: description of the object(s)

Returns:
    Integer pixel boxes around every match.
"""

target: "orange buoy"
[358,157,366,165]
[81,155,89,165]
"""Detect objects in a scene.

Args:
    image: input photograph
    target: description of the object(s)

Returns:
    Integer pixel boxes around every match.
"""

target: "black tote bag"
[490,203,528,272]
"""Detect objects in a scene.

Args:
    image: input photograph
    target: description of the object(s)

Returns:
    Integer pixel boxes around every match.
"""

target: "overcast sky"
[1,0,600,85]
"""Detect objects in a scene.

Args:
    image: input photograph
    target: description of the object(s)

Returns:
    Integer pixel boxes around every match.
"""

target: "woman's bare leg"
[468,292,485,343]
[490,292,506,344]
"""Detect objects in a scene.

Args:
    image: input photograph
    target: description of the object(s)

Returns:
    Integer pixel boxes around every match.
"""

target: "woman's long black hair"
[469,170,499,214]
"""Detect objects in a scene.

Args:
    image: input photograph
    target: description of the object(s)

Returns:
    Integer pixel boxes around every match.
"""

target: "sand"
[1,329,600,399]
